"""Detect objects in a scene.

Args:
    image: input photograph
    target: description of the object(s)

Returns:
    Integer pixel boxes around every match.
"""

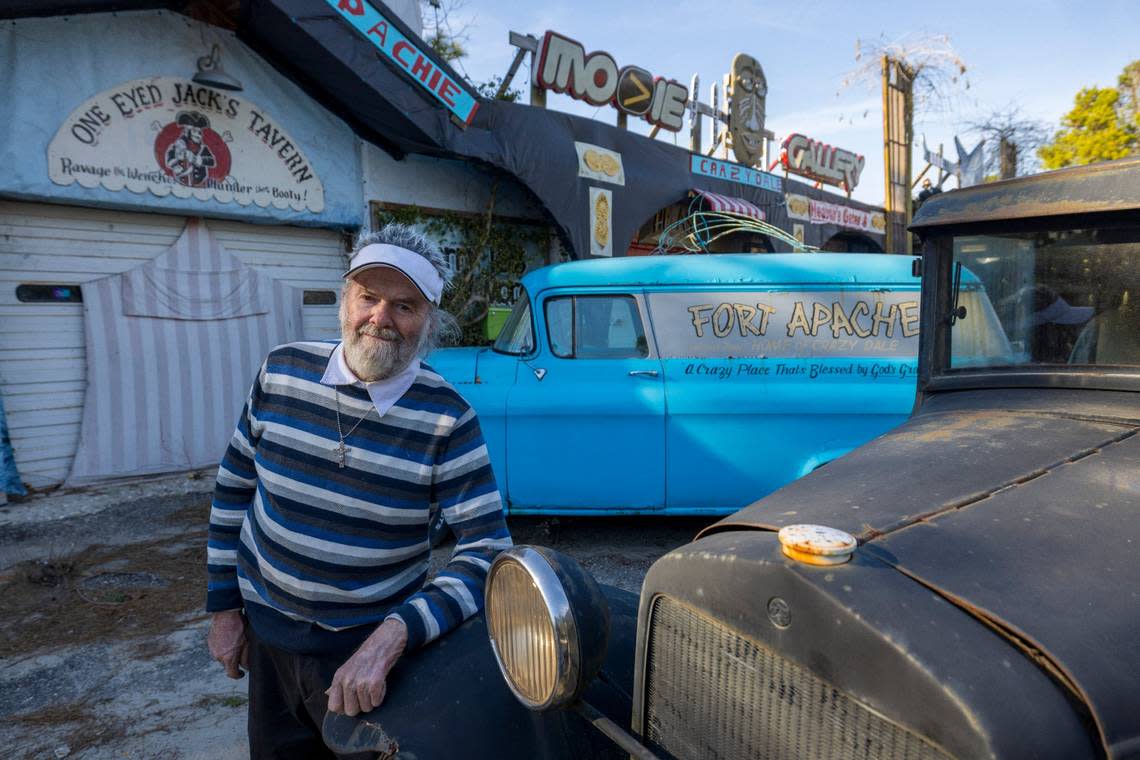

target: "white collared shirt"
[319,342,420,418]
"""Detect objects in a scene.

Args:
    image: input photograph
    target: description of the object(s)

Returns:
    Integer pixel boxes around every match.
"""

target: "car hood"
[701,389,1140,758]
[424,346,484,385]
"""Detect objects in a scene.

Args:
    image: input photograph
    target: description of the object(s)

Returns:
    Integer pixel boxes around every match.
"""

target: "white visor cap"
[344,243,444,305]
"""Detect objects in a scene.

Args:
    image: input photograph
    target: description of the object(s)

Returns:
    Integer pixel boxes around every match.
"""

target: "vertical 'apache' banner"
[328,0,479,125]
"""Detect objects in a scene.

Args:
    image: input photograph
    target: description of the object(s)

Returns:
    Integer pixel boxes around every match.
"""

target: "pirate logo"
[153,111,231,187]
[727,53,769,168]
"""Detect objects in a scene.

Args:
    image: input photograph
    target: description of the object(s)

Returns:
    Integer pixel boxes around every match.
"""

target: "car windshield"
[492,291,535,355]
[946,226,1140,370]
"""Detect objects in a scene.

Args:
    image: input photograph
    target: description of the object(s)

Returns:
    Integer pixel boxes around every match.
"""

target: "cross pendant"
[336,441,348,468]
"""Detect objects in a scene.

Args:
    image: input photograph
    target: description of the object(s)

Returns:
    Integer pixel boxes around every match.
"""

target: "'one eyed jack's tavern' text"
[48,76,325,212]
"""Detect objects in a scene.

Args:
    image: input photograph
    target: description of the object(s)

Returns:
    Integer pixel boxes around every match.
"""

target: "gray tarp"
[67,220,301,485]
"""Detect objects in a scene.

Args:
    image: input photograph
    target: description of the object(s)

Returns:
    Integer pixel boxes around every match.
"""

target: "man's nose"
[368,301,396,326]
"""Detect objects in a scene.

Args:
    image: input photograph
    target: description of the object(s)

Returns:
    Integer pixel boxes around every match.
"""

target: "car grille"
[644,596,954,760]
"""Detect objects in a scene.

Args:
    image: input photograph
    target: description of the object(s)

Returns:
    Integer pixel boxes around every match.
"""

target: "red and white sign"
[534,31,689,132]
[785,193,886,234]
[48,76,324,212]
[780,133,865,192]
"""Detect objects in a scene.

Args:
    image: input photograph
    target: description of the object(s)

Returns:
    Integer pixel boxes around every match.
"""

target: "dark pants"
[246,626,375,760]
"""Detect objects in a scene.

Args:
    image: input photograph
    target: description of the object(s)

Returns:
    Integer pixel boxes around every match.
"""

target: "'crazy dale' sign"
[780,133,866,192]
[48,77,324,212]
[534,31,689,132]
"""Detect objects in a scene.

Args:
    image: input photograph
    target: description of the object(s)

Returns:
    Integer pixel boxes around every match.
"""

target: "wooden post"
[689,74,702,153]
[881,55,894,252]
[882,55,914,254]
[1000,138,1017,179]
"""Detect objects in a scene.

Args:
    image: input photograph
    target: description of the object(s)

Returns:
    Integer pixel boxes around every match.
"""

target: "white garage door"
[0,200,349,491]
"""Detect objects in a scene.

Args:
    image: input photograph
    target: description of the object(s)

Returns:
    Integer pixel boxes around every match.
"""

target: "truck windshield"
[492,291,535,355]
[947,226,1140,369]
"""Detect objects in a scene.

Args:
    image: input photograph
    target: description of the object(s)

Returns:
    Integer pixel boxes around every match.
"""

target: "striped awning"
[694,189,766,220]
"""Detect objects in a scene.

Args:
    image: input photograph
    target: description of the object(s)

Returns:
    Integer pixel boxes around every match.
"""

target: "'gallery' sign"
[534,31,689,132]
[780,133,865,192]
[48,77,325,212]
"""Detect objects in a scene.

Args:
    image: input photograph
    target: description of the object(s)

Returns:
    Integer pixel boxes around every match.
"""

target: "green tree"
[1039,85,1137,169]
[421,0,520,102]
[1118,59,1140,131]
[425,32,466,63]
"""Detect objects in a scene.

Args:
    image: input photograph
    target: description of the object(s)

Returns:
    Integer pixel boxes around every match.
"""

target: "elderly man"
[205,224,512,758]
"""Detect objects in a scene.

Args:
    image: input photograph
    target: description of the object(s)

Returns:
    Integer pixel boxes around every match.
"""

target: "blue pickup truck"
[428,252,1004,518]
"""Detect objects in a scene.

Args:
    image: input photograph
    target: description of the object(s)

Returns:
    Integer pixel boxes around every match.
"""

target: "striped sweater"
[206,341,512,653]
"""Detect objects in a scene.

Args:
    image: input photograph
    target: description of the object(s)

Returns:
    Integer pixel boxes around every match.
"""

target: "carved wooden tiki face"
[728,53,768,167]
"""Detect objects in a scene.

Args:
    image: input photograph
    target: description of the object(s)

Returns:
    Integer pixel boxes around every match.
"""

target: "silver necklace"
[333,387,373,468]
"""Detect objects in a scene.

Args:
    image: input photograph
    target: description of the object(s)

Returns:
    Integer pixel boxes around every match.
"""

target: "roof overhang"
[238,0,462,159]
[911,156,1140,234]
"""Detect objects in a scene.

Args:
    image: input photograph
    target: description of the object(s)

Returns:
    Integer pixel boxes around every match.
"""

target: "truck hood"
[702,389,1140,757]
[424,346,484,385]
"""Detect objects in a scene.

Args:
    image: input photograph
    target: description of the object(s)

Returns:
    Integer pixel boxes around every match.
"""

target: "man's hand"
[207,610,249,679]
[326,618,408,717]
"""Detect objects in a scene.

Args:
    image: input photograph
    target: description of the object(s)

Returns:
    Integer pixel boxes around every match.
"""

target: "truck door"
[649,286,921,513]
[504,292,665,513]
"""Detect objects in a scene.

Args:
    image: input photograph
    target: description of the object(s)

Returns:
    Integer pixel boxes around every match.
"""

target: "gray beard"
[341,322,425,382]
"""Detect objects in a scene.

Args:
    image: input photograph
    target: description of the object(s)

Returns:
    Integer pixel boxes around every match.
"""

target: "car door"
[504,291,665,513]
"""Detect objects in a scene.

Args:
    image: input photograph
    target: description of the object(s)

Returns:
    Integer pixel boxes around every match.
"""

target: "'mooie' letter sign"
[534,31,689,132]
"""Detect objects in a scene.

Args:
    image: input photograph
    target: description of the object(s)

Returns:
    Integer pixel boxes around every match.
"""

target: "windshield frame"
[920,221,1140,396]
[491,288,537,357]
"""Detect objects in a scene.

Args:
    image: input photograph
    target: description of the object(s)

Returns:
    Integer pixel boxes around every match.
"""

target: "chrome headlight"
[485,546,609,711]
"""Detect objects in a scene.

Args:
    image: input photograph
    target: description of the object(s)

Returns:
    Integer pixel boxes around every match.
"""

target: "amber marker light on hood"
[778,524,857,566]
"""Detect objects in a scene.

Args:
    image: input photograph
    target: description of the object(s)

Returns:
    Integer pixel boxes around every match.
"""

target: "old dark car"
[325,158,1138,759]
[478,157,1140,760]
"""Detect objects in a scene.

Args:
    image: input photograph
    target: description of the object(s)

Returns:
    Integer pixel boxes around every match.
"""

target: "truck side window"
[545,295,648,359]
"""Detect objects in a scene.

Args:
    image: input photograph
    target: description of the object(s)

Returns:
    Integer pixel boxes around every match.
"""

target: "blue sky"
[439,0,1139,205]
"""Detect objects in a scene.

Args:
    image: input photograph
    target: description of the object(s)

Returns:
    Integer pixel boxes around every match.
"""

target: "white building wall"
[360,142,546,222]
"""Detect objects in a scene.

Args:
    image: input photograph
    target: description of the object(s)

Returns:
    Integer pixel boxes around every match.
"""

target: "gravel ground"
[0,472,717,759]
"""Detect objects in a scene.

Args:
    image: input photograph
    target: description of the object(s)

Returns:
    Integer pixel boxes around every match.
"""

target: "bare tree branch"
[964,103,1050,178]
[840,33,970,115]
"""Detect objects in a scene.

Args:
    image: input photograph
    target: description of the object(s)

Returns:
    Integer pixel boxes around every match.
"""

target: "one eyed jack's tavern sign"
[780,133,866,193]
[48,76,325,212]
[534,31,689,132]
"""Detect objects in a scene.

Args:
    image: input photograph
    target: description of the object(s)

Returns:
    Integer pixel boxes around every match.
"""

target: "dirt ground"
[0,473,714,759]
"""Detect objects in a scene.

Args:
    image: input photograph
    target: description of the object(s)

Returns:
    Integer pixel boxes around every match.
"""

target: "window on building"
[303,290,337,305]
[16,284,82,303]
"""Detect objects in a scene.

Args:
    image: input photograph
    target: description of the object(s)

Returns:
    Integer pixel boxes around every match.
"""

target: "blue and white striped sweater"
[206,341,512,652]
